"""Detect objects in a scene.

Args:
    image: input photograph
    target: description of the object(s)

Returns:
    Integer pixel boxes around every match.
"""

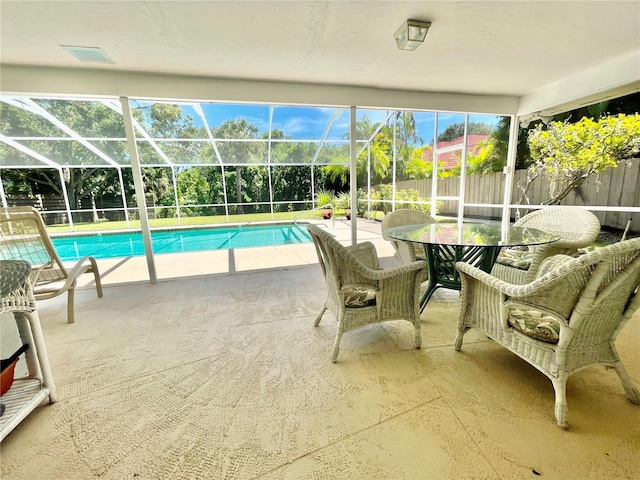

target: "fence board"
[394,157,640,232]
[616,162,640,231]
[634,172,640,232]
[606,164,627,228]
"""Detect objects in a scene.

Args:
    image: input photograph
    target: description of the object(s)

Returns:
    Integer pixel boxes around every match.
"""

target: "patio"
[1,220,639,479]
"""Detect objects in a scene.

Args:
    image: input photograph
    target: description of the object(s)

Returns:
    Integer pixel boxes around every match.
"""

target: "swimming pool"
[51,224,312,262]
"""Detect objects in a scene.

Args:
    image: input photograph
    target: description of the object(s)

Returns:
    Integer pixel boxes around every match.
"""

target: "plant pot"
[1,344,29,396]
[1,358,19,396]
[322,208,333,219]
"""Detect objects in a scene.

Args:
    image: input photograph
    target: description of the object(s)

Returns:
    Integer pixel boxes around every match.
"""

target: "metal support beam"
[170,166,181,225]
[58,168,74,230]
[430,115,439,218]
[117,167,131,228]
[457,115,469,221]
[502,115,519,234]
[391,113,397,211]
[267,107,275,219]
[0,176,7,208]
[349,106,357,245]
[120,96,157,284]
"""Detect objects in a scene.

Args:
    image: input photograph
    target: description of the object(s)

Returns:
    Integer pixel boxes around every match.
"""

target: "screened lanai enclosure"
[0,0,638,287]
[1,95,512,229]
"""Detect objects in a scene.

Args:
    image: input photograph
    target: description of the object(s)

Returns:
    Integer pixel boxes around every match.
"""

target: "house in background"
[423,135,490,170]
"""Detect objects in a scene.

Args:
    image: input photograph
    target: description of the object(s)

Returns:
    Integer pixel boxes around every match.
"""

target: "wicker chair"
[381,209,436,265]
[455,237,640,428]
[0,207,103,323]
[490,207,601,285]
[308,224,427,362]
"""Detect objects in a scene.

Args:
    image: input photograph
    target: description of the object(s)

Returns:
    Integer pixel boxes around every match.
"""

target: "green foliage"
[370,184,393,213]
[437,122,495,143]
[405,146,433,179]
[466,138,504,174]
[404,137,502,179]
[132,103,201,138]
[334,191,350,210]
[272,166,313,202]
[314,188,336,208]
[491,116,537,171]
[491,92,640,172]
[523,114,640,205]
[211,118,266,213]
[0,99,131,208]
[368,185,439,214]
[354,189,369,217]
[348,112,423,188]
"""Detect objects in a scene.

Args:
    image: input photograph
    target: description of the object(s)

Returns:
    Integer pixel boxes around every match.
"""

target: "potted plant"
[315,189,336,219]
[336,191,351,220]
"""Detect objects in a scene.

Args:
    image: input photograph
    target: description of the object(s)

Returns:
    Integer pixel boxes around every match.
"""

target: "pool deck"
[2,217,639,479]
[74,219,397,287]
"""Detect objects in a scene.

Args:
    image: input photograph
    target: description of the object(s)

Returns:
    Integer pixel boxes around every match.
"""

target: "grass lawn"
[46,210,354,234]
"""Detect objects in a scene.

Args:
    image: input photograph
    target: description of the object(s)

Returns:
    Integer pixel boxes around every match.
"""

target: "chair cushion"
[506,302,561,343]
[495,249,535,270]
[341,283,378,307]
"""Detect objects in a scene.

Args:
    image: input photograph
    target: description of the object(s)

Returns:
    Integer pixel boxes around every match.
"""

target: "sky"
[144,101,504,146]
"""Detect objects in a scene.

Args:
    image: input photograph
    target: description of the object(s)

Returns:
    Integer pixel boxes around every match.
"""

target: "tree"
[132,103,203,214]
[390,111,422,181]
[1,100,204,219]
[268,131,318,206]
[519,114,640,205]
[490,91,640,172]
[356,116,393,186]
[0,99,129,213]
[437,121,494,143]
[213,118,265,214]
[466,138,502,174]
[490,116,532,170]
[405,145,434,179]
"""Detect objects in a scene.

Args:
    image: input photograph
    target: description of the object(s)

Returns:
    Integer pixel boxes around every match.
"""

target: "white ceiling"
[1,1,639,115]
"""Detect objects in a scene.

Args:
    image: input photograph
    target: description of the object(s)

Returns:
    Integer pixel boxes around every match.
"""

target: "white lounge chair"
[0,207,103,323]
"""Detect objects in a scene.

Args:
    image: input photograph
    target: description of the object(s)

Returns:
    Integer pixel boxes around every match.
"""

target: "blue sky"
[149,102,504,145]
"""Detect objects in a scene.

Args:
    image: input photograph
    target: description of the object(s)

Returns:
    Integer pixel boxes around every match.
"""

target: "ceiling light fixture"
[393,19,431,51]
[62,46,114,64]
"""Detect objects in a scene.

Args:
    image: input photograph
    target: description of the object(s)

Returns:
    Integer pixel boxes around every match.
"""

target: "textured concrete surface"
[1,221,639,479]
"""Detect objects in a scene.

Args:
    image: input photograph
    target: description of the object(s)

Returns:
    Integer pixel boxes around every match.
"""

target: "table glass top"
[385,222,560,247]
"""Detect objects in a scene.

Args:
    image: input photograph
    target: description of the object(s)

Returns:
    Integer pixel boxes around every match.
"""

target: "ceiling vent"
[62,46,114,64]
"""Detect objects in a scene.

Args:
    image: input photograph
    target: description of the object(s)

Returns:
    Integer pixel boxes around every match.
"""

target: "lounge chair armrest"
[59,256,99,289]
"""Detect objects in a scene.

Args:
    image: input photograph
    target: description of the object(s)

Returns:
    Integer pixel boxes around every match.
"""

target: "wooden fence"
[395,158,640,232]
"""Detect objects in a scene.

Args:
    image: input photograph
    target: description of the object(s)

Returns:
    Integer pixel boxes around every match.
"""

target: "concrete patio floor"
[1,220,639,479]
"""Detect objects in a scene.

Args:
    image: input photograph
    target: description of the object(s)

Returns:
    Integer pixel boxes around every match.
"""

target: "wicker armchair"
[0,207,103,323]
[491,207,600,285]
[308,224,427,362]
[381,209,435,265]
[455,237,640,428]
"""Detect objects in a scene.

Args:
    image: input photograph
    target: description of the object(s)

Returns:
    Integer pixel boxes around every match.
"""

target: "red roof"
[422,135,489,169]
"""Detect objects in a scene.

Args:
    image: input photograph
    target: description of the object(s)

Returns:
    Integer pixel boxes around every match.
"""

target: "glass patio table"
[385,222,560,312]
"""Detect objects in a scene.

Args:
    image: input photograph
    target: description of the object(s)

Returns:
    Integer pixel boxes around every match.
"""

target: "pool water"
[51,224,312,262]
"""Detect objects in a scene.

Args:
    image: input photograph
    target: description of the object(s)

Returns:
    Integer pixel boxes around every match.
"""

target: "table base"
[420,244,501,312]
